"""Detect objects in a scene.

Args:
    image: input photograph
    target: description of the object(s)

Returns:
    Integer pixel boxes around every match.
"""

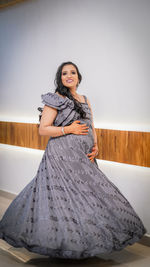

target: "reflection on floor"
[0,191,150,267]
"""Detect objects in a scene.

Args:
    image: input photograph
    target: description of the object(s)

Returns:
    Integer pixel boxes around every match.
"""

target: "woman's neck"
[69,87,78,97]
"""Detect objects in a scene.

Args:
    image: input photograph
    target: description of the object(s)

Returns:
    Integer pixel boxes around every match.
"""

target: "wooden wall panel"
[0,121,150,167]
[95,129,150,167]
[0,121,49,150]
[0,0,28,9]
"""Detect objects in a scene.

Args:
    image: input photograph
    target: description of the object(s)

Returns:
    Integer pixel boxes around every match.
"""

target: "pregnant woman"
[0,61,146,259]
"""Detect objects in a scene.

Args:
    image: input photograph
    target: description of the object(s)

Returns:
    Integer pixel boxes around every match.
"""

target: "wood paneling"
[0,121,49,150]
[95,129,150,167]
[0,121,150,167]
[0,0,28,9]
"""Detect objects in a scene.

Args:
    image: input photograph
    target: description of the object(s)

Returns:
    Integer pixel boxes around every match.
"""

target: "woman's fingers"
[79,124,89,134]
[81,133,88,135]
[87,150,98,161]
[89,157,94,162]
[81,125,89,129]
[87,153,93,157]
[82,130,89,133]
[87,154,94,160]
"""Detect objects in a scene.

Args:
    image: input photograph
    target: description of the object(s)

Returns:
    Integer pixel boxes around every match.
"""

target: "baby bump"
[68,119,94,154]
[47,125,94,156]
[71,126,94,154]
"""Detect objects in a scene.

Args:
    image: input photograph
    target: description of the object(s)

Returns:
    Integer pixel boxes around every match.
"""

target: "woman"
[0,61,147,260]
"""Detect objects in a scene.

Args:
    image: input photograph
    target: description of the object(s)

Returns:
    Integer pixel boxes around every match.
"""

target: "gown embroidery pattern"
[0,92,147,259]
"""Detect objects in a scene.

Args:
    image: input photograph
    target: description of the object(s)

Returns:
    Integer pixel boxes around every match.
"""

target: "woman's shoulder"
[41,91,73,110]
[80,94,91,108]
[79,93,90,104]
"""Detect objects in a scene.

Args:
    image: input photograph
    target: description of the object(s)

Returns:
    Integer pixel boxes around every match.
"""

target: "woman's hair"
[54,61,86,118]
[37,61,87,125]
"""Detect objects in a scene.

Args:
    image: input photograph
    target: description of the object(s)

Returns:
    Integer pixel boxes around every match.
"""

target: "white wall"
[0,0,150,130]
[0,0,150,233]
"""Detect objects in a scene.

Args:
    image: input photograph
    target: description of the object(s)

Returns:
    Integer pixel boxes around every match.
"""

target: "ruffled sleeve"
[41,92,74,110]
[41,92,76,126]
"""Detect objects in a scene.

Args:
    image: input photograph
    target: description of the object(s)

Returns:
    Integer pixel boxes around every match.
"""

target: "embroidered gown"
[0,92,147,259]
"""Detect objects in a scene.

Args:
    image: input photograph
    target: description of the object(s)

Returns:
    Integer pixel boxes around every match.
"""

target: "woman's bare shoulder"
[85,96,92,108]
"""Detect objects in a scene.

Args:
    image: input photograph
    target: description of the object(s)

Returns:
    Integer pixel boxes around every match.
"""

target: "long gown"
[0,92,147,259]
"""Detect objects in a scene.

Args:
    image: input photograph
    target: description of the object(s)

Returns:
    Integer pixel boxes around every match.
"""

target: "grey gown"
[0,92,147,259]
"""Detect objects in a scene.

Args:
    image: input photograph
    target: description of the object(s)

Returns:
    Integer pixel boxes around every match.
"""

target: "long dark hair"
[37,61,87,125]
[54,61,86,118]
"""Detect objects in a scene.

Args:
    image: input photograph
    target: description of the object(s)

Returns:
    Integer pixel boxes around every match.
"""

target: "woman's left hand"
[87,143,99,162]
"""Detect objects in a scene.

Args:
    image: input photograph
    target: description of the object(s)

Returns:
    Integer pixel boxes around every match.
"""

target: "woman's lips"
[66,79,73,83]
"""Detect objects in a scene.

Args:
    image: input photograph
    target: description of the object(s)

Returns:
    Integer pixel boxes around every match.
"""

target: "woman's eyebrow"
[62,70,76,72]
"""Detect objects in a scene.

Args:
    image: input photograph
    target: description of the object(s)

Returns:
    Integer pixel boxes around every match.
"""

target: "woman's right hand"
[68,120,89,135]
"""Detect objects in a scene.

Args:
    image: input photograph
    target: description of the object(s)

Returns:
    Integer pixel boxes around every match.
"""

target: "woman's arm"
[39,105,89,137]
[39,105,66,137]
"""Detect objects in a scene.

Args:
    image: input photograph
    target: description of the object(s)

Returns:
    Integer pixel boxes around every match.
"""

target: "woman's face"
[61,64,79,89]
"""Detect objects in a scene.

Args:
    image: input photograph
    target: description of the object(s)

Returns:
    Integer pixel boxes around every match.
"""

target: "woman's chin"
[65,84,77,90]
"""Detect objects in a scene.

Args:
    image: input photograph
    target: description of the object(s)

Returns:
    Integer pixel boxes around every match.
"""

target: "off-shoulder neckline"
[54,92,87,105]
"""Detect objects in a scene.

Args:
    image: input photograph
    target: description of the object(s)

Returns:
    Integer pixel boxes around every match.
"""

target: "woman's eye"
[62,71,76,75]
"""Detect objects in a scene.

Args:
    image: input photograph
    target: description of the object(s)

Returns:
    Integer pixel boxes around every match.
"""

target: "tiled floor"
[0,191,150,267]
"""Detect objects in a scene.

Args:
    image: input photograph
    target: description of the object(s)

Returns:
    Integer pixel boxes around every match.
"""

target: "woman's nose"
[67,73,72,78]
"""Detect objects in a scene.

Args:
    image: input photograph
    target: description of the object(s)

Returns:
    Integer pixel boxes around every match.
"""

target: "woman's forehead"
[62,64,76,71]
